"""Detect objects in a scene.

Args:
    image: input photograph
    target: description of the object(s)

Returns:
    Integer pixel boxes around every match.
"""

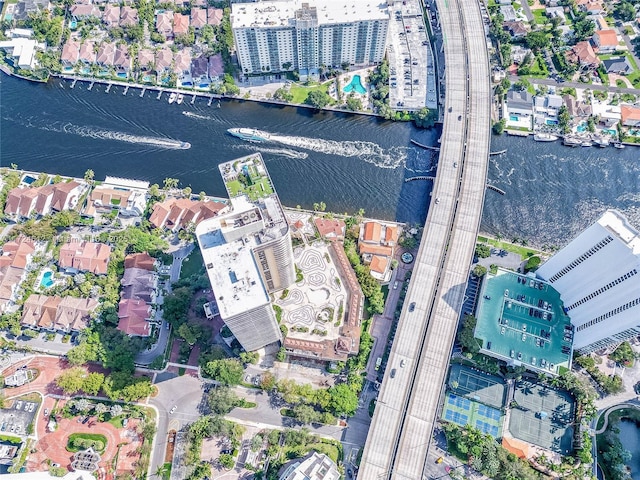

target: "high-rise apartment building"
[195,154,295,351]
[231,0,389,76]
[537,210,640,353]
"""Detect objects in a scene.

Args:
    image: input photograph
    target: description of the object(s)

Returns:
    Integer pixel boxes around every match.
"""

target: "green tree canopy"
[327,383,358,416]
[305,90,331,109]
[202,358,244,385]
[207,386,240,415]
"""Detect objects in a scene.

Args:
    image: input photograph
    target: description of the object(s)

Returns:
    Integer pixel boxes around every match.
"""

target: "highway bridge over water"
[358,0,491,476]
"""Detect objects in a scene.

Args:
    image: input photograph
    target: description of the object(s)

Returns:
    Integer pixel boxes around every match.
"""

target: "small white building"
[505,89,534,130]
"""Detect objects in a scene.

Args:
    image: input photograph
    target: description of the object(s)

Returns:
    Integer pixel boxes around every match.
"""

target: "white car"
[169,405,177,415]
[15,401,23,410]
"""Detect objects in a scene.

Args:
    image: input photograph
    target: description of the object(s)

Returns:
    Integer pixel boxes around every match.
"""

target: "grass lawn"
[289,82,332,104]
[179,247,204,281]
[532,9,547,25]
[477,235,545,258]
[107,415,125,428]
[226,177,273,201]
[67,433,107,453]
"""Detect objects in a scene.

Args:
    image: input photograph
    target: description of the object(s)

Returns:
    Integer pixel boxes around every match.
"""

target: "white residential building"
[196,154,296,352]
[537,210,640,354]
[0,37,42,69]
[231,0,388,76]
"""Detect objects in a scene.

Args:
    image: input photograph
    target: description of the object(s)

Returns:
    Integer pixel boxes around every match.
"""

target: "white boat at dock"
[168,92,177,104]
[613,142,625,149]
[533,133,559,142]
[176,93,184,105]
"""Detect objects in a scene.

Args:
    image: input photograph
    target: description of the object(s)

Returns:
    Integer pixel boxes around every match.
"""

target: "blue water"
[40,271,53,288]
[577,124,586,132]
[23,175,35,185]
[117,73,127,79]
[618,420,640,480]
[509,115,518,121]
[546,120,557,125]
[344,75,366,94]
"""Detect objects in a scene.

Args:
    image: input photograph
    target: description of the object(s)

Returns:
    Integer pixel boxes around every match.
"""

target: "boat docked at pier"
[533,133,559,142]
[176,93,184,105]
[227,128,271,143]
[168,92,177,104]
[613,142,625,149]
[594,137,610,148]
[562,136,581,147]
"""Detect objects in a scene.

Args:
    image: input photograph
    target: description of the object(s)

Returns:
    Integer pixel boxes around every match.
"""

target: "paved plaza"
[275,241,349,344]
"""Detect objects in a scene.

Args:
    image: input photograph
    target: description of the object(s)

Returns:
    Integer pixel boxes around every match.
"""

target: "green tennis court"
[448,364,506,409]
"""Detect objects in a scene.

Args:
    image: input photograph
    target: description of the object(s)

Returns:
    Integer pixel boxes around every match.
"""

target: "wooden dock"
[405,176,436,183]
[487,184,505,195]
[489,149,507,156]
[410,139,440,151]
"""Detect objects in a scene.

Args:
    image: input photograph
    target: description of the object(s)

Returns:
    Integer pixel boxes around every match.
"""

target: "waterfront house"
[621,105,640,127]
[11,0,50,22]
[70,3,100,19]
[208,53,224,82]
[113,44,131,76]
[173,12,190,36]
[84,186,131,216]
[173,49,192,85]
[102,5,120,27]
[155,10,174,40]
[191,54,209,86]
[592,103,621,127]
[96,42,116,67]
[119,6,138,27]
[565,41,600,71]
[592,29,619,53]
[138,48,155,74]
[154,47,173,78]
[0,37,41,69]
[563,94,592,121]
[149,197,226,232]
[61,39,80,68]
[78,41,96,64]
[357,221,400,282]
[314,218,346,241]
[117,298,152,336]
[4,181,83,219]
[59,240,112,275]
[602,56,633,75]
[21,294,97,332]
[533,94,563,126]
[0,236,35,313]
[190,8,206,30]
[505,89,533,130]
[207,8,223,26]
[50,181,83,213]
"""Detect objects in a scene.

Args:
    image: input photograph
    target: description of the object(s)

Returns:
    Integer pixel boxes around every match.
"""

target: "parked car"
[170,405,177,414]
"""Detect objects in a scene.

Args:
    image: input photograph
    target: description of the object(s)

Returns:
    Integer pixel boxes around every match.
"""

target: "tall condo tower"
[195,154,295,351]
[537,210,640,353]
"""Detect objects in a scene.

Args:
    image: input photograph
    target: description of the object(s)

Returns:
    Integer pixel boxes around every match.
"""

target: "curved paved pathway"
[595,403,639,434]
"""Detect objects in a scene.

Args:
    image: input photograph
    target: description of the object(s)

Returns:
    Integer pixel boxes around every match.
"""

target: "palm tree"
[84,169,94,183]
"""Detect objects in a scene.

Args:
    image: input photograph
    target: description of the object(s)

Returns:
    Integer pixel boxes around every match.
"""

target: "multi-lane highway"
[358,0,491,476]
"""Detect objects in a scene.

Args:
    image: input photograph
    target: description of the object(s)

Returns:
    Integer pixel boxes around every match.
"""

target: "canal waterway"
[1,72,639,246]
[619,420,640,480]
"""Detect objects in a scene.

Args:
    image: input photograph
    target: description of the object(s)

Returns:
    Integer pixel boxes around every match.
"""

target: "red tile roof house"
[208,53,224,82]
[154,47,173,77]
[357,221,400,282]
[149,197,226,232]
[565,41,600,71]
[207,8,223,26]
[138,48,155,73]
[21,294,98,332]
[78,41,96,64]
[190,8,206,30]
[102,5,120,27]
[59,240,112,275]
[173,12,190,36]
[173,49,192,81]
[4,181,83,219]
[113,44,131,75]
[592,29,619,54]
[119,6,138,27]
[61,39,80,68]
[314,218,346,241]
[124,252,158,271]
[70,3,100,19]
[96,42,116,67]
[118,298,152,336]
[155,10,174,40]
[0,237,35,313]
[621,105,640,127]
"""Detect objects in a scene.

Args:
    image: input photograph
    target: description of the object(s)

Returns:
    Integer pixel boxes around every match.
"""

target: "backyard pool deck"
[474,268,573,375]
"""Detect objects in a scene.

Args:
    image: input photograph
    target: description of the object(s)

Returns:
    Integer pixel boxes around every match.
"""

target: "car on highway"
[170,405,177,414]
[400,359,406,368]
[409,302,416,312]
[390,368,397,378]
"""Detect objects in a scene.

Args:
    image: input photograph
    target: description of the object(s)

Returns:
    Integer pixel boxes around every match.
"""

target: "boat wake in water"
[233,144,308,160]
[8,115,191,149]
[268,134,406,169]
[182,111,212,121]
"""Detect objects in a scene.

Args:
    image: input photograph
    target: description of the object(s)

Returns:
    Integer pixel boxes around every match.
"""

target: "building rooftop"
[599,209,640,253]
[474,268,573,375]
[231,0,388,29]
[220,155,276,200]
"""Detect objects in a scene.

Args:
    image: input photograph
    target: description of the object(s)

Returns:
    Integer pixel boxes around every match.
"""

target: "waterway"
[619,420,640,480]
[1,72,639,246]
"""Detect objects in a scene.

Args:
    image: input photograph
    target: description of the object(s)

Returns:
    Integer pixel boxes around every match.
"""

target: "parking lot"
[0,398,39,437]
[387,0,437,111]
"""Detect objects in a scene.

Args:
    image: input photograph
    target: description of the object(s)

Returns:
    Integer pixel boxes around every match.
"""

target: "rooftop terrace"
[219,155,275,201]
[474,268,573,375]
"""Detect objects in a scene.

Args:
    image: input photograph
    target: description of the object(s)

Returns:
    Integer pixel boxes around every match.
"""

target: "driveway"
[3,332,75,357]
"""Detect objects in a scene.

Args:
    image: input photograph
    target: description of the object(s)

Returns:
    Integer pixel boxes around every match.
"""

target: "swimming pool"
[343,75,366,94]
[40,271,54,289]
[577,123,586,133]
[509,115,519,122]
